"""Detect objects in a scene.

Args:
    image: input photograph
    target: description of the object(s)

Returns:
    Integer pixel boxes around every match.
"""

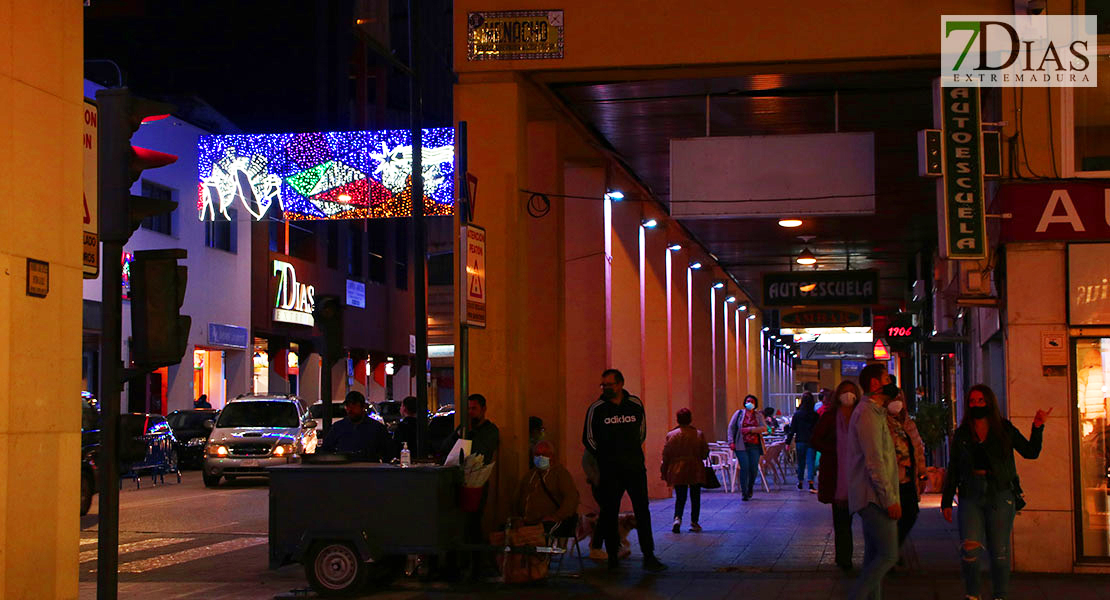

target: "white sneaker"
[690,522,702,532]
[672,517,681,533]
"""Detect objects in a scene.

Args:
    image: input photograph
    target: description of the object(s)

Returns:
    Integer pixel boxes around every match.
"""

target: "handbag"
[703,465,722,490]
[1011,477,1028,512]
[538,474,580,537]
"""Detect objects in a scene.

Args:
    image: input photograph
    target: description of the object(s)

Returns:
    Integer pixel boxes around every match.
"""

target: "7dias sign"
[941,15,1097,87]
[273,260,315,326]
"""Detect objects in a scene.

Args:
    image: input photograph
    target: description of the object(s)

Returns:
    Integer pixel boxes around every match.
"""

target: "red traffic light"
[132,146,178,171]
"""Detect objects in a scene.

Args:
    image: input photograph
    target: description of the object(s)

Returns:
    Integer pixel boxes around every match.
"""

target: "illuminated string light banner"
[197,128,455,221]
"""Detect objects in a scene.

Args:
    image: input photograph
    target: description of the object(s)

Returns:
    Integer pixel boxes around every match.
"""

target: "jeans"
[734,446,762,497]
[674,484,701,523]
[957,475,1016,599]
[897,481,920,549]
[796,442,817,483]
[600,467,655,558]
[848,503,899,600]
[832,502,854,567]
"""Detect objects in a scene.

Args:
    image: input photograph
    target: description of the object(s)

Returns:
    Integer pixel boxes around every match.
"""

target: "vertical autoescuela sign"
[940,86,987,259]
[464,225,486,328]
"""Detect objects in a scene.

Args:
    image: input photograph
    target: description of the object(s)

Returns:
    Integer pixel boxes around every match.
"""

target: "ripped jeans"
[957,475,1016,599]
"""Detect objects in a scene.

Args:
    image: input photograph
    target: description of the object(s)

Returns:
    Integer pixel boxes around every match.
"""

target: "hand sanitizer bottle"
[400,442,411,467]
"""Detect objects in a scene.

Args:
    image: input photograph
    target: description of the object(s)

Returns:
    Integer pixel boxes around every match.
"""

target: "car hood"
[209,428,298,445]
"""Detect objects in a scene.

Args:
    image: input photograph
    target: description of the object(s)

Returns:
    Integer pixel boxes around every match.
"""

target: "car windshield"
[216,402,300,428]
[168,411,214,430]
[309,404,348,420]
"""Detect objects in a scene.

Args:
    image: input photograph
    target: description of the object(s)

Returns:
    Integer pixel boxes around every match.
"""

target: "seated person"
[513,440,580,536]
[319,391,395,461]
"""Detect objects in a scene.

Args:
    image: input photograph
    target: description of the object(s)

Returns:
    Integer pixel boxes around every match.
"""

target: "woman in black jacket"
[786,392,820,492]
[941,384,1050,600]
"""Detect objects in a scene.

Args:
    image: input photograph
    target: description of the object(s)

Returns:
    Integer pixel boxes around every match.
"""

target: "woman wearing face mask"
[942,384,1050,600]
[661,408,710,533]
[811,380,863,571]
[884,390,927,560]
[727,395,767,501]
[514,440,580,536]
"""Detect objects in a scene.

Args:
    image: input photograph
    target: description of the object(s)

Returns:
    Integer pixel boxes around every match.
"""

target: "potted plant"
[913,400,952,491]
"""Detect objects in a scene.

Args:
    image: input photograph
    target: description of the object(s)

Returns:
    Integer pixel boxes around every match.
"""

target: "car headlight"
[273,443,295,457]
[207,443,228,457]
[187,437,207,447]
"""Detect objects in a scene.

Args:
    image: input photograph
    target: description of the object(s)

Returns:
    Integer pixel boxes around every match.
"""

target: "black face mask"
[968,405,990,420]
[602,389,617,400]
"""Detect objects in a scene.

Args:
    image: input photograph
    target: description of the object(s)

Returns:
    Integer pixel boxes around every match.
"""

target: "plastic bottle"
[400,442,411,467]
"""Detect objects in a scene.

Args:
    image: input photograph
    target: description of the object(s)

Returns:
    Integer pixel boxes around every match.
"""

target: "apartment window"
[1072,54,1110,174]
[289,221,316,261]
[367,220,386,284]
[347,222,363,277]
[326,222,339,269]
[395,221,408,291]
[205,208,237,252]
[139,181,174,236]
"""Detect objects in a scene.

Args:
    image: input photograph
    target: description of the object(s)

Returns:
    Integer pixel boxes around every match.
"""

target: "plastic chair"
[546,517,583,577]
[707,451,733,492]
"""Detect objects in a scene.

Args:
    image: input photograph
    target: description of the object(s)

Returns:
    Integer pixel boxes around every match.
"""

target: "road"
[79,470,306,599]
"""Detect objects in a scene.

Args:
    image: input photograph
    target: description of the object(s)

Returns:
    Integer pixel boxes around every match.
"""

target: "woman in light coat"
[661,408,710,532]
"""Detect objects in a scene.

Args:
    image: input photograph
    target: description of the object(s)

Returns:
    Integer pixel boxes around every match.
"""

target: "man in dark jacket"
[583,368,667,572]
[392,396,424,456]
[320,391,395,461]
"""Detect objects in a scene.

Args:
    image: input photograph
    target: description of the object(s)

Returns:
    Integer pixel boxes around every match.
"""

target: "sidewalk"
[80,485,1110,599]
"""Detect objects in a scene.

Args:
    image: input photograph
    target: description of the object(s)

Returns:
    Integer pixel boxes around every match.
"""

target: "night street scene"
[4,1,1110,599]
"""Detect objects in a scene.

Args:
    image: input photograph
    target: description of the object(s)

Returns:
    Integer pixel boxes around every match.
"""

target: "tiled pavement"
[80,485,1110,599]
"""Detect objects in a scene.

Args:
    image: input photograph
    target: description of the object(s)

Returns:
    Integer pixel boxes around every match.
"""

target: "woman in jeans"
[884,390,926,557]
[942,384,1050,600]
[811,380,862,571]
[661,408,710,533]
[786,392,820,492]
[727,394,767,501]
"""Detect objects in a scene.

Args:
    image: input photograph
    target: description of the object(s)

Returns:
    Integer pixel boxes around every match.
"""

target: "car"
[203,395,317,487]
[167,409,219,468]
[308,400,384,441]
[376,401,402,429]
[80,392,100,516]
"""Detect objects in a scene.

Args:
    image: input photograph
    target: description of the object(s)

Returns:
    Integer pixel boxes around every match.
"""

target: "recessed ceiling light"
[778,219,803,228]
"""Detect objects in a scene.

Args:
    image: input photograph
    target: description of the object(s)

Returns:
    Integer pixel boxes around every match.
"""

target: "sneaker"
[797,481,803,490]
[588,548,607,561]
[672,517,681,533]
[808,481,817,493]
[690,522,702,533]
[742,494,751,501]
[642,555,668,572]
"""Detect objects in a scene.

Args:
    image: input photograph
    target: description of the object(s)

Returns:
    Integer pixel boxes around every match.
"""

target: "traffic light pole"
[409,0,430,458]
[96,238,122,600]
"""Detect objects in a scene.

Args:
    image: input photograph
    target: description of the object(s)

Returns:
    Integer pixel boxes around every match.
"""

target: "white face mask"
[886,400,904,415]
[745,402,756,410]
[839,392,857,406]
[533,455,550,470]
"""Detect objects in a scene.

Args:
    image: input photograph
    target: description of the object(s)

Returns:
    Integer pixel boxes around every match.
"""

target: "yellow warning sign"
[464,225,486,328]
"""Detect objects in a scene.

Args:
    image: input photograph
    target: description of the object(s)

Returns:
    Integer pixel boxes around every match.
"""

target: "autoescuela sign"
[467,10,564,61]
[762,270,879,307]
[939,86,987,260]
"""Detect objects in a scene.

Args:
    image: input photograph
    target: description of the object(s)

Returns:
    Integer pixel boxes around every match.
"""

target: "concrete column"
[610,192,642,414]
[689,269,714,435]
[268,339,289,396]
[225,349,250,401]
[641,223,670,499]
[668,252,691,411]
[723,303,740,438]
[300,353,321,404]
[331,359,348,402]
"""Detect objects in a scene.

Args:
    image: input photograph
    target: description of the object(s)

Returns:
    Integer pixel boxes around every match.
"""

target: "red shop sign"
[997,182,1110,242]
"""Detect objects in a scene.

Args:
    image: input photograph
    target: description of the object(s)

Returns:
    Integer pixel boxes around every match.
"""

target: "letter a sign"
[464,225,486,328]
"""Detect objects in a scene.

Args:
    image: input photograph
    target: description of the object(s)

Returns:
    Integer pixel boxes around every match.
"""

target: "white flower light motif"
[369,141,454,195]
[200,148,284,221]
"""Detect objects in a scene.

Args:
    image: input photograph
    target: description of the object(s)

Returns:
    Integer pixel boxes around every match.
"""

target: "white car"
[203,395,317,487]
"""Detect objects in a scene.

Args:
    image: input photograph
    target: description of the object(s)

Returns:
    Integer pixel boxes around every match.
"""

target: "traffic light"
[313,295,344,364]
[130,249,191,370]
[95,87,179,243]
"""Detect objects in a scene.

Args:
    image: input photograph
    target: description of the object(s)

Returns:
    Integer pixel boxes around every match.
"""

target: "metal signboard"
[939,86,987,259]
[998,182,1110,242]
[26,259,49,298]
[467,10,564,61]
[346,279,366,308]
[779,307,863,328]
[207,323,249,349]
[83,100,99,278]
[464,225,486,328]
[762,270,879,307]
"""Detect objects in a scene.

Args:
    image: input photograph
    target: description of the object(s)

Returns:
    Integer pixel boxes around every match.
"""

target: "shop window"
[347,221,363,277]
[205,208,237,252]
[139,181,175,236]
[367,220,386,284]
[1073,338,1110,559]
[395,221,409,291]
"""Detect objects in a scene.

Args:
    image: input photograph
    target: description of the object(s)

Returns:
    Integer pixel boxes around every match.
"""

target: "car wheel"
[202,472,221,488]
[306,541,367,597]
[80,471,94,516]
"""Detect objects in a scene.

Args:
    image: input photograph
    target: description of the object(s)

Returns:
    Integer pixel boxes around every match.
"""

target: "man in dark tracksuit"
[583,368,667,572]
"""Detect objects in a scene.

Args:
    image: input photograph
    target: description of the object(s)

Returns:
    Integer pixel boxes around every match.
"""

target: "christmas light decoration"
[197,128,455,221]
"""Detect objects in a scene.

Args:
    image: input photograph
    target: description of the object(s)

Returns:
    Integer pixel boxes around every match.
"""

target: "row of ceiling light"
[777,218,817,266]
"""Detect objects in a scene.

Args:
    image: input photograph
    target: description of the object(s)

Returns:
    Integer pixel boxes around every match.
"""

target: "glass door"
[1074,338,1110,560]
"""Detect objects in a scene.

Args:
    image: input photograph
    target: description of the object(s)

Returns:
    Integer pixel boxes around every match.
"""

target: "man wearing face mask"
[583,368,667,572]
[844,364,901,600]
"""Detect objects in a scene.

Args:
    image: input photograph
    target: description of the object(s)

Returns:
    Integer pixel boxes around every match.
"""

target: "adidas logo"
[603,415,638,425]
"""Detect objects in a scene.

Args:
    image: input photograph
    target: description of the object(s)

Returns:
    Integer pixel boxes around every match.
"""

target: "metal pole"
[409,0,429,457]
[457,122,470,437]
[97,237,122,600]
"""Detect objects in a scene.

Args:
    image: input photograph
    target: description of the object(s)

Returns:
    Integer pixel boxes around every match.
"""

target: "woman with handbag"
[728,395,767,501]
[941,384,1050,600]
[661,408,710,533]
[514,440,580,536]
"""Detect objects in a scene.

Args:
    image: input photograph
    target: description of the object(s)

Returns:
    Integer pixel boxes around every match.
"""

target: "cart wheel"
[306,541,367,596]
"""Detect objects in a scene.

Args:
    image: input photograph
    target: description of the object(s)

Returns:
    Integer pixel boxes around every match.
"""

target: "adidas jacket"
[582,391,647,471]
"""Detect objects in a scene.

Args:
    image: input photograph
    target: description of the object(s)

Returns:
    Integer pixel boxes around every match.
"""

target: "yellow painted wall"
[0,0,84,597]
